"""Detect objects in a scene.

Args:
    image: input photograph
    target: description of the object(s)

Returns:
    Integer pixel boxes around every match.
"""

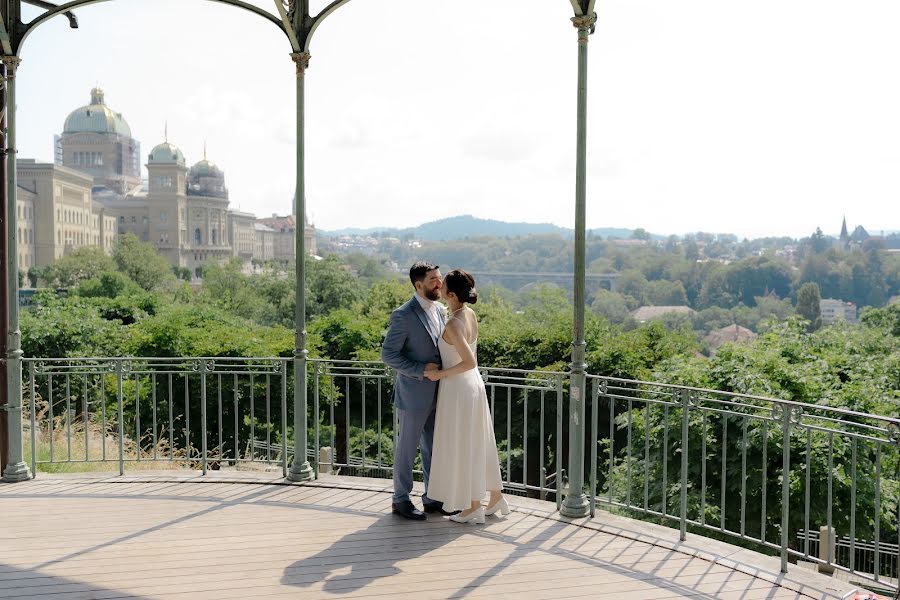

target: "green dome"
[63,88,132,137]
[190,159,222,178]
[148,142,185,166]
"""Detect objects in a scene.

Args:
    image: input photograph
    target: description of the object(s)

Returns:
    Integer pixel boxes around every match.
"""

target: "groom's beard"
[425,288,441,301]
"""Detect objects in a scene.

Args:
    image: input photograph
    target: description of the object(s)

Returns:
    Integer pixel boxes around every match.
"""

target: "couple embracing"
[381,262,508,524]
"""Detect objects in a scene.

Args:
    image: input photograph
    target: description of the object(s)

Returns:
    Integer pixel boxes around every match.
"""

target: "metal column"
[287,51,313,482]
[1,54,29,482]
[561,7,596,519]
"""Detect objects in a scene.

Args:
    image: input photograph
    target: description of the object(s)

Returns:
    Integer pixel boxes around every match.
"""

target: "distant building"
[820,298,858,324]
[839,216,849,246]
[16,160,117,270]
[17,88,316,278]
[631,306,695,323]
[838,217,873,250]
[253,223,275,263]
[57,87,141,194]
[705,324,757,354]
[228,210,257,261]
[257,213,317,260]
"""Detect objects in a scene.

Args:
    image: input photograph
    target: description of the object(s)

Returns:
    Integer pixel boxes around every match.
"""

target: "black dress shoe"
[423,502,461,516]
[392,501,426,521]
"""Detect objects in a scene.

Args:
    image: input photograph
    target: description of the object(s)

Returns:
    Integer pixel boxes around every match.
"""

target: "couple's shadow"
[280,513,472,594]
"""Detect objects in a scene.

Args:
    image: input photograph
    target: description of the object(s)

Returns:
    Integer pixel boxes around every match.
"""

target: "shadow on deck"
[0,471,867,600]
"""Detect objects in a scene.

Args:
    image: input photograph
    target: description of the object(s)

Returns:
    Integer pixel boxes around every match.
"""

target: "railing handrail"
[22,356,898,424]
[590,373,900,427]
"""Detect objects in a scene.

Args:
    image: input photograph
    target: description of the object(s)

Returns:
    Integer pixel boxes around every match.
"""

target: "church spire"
[840,215,849,241]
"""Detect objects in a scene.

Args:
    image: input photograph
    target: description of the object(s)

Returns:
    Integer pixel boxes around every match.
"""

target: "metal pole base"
[1,461,30,483]
[560,493,590,518]
[286,460,313,482]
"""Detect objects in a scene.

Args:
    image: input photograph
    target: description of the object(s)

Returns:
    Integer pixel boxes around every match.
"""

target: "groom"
[381,261,456,520]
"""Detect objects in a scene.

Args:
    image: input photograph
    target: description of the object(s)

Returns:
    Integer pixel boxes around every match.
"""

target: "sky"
[14,0,900,240]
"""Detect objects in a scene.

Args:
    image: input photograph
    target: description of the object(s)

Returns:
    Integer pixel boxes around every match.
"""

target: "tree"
[724,256,793,306]
[41,247,116,288]
[76,271,143,299]
[631,228,651,241]
[796,282,822,331]
[643,280,688,306]
[113,233,175,291]
[808,227,831,255]
[590,289,631,323]
[306,254,365,319]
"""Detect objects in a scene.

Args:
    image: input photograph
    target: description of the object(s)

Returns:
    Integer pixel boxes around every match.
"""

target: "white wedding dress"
[427,334,503,512]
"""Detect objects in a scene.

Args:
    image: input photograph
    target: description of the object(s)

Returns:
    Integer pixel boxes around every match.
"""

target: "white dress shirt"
[415,293,444,338]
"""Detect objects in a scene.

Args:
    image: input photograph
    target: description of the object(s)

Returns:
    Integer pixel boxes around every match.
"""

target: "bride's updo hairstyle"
[444,269,478,304]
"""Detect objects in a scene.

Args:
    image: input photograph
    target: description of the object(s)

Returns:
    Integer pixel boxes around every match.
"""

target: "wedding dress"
[427,334,503,512]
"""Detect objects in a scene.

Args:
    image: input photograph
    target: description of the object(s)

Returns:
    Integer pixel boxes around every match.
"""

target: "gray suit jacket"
[381,295,445,413]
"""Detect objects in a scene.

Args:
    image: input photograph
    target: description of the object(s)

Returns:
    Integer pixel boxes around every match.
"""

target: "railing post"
[589,378,598,517]
[200,359,208,476]
[680,389,690,542]
[779,403,792,573]
[818,525,836,574]
[556,373,564,511]
[28,361,36,477]
[281,359,288,479]
[116,360,125,477]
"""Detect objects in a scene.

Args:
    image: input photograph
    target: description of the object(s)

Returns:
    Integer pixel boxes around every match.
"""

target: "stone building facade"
[17,88,316,278]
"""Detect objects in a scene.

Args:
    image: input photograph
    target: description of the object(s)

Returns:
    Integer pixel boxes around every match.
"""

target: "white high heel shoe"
[449,506,485,524]
[484,497,510,517]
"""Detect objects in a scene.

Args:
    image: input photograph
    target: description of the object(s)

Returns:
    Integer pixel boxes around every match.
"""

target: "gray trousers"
[392,404,437,504]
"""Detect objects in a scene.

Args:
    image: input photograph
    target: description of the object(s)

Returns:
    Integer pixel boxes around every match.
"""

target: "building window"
[160,211,168,223]
[119,216,125,224]
[194,228,201,245]
[131,216,136,224]
[212,229,217,245]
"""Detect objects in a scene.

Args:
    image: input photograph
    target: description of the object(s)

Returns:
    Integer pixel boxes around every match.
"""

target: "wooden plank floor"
[0,474,851,600]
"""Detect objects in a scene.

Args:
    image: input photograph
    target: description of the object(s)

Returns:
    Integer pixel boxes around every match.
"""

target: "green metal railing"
[587,375,900,592]
[19,356,899,593]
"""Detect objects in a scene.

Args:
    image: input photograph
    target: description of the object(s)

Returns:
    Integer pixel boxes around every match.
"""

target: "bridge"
[470,271,620,293]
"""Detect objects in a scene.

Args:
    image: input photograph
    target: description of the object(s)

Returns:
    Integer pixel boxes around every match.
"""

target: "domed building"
[110,138,233,276]
[187,150,227,199]
[57,88,141,194]
[15,87,314,279]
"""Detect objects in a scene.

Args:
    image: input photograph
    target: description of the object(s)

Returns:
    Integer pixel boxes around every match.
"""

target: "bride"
[424,269,508,524]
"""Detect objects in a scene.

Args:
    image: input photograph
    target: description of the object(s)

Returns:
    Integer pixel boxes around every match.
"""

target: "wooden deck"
[0,472,861,599]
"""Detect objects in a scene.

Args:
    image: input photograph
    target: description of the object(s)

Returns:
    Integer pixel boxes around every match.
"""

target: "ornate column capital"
[571,13,597,42]
[1,56,21,78]
[291,52,311,76]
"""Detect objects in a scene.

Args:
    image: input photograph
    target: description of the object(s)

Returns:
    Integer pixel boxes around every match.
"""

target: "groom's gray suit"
[381,294,446,505]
